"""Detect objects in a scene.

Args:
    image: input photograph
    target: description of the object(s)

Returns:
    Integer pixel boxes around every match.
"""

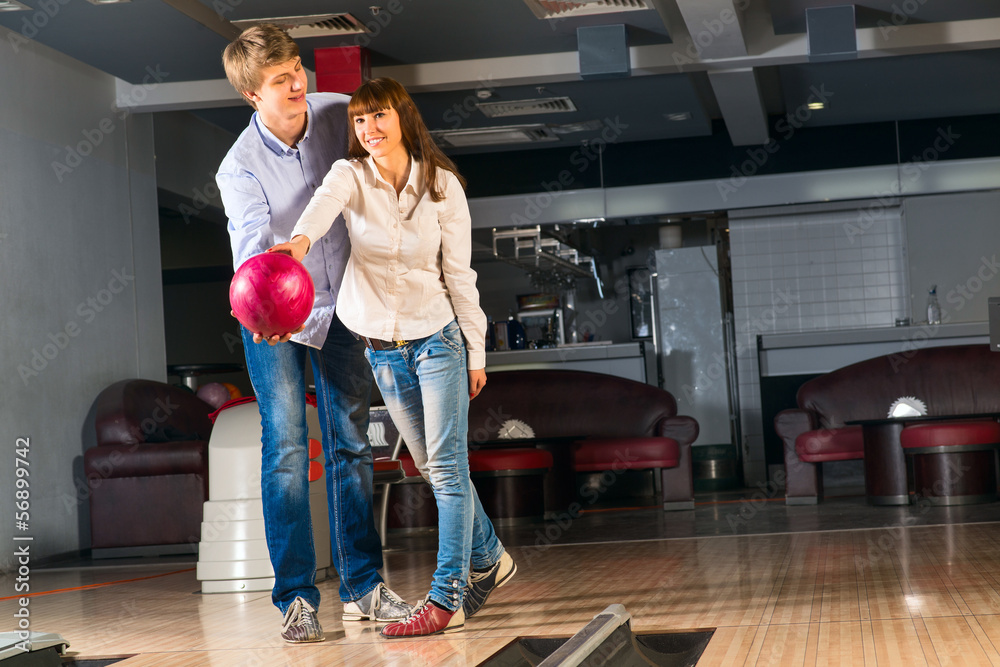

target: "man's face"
[246,57,307,120]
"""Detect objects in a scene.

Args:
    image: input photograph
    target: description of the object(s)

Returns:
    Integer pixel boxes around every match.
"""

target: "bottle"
[507,313,526,350]
[926,285,941,325]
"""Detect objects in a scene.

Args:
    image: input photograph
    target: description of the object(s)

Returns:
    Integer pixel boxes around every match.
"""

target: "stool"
[469,448,553,524]
[573,437,680,507]
[386,453,438,530]
[900,419,1000,506]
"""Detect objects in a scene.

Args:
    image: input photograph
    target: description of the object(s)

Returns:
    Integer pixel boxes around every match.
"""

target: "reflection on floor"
[10,487,1000,666]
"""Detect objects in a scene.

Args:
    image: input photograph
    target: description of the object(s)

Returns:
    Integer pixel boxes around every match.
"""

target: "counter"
[485,341,655,384]
[758,322,988,377]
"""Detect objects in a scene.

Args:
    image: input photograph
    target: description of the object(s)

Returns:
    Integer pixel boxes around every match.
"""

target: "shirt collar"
[254,96,313,157]
[364,154,422,194]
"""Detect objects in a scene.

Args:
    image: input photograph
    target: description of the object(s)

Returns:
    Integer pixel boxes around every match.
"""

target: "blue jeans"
[365,319,505,612]
[241,314,382,613]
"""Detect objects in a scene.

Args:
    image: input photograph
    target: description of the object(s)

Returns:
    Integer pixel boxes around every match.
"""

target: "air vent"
[431,124,559,148]
[477,96,577,118]
[231,14,370,39]
[522,0,650,20]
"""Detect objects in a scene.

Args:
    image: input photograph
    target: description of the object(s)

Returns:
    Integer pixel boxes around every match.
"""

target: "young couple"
[216,24,515,640]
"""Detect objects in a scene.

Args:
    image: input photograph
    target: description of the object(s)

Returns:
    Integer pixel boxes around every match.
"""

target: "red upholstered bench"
[900,419,1000,505]
[573,437,681,507]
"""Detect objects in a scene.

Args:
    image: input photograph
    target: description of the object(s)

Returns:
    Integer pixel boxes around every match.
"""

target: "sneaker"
[463,551,517,618]
[343,582,414,622]
[280,596,324,643]
[380,599,464,638]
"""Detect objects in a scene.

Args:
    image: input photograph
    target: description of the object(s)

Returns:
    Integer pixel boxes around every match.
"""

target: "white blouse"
[291,156,487,370]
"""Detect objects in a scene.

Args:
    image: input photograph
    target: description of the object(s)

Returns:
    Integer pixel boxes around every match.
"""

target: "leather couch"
[84,379,213,556]
[774,344,1000,505]
[467,369,700,510]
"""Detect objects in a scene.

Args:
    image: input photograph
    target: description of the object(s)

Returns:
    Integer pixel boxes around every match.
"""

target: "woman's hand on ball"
[268,235,310,263]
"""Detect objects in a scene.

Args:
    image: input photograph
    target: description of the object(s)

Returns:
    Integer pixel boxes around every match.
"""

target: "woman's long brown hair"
[347,77,466,202]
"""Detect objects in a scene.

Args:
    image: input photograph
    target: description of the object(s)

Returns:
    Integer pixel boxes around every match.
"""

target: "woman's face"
[354,106,405,161]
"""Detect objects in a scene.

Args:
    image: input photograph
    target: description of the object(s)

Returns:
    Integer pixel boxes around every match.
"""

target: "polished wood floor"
[6,508,1000,665]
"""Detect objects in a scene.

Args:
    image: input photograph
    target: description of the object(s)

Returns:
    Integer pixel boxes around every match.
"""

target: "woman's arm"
[437,171,488,378]
[273,159,357,261]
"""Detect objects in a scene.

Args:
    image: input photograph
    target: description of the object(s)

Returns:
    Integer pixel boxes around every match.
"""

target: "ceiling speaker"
[806,5,857,62]
[578,25,630,79]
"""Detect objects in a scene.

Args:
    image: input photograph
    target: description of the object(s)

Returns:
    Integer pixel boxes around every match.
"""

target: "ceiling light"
[0,0,31,11]
[231,13,369,38]
[807,102,826,110]
[477,96,577,118]
[431,124,559,148]
[85,0,132,4]
[665,112,692,121]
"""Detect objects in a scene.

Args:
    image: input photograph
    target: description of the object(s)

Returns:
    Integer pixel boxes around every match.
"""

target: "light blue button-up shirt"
[217,93,352,348]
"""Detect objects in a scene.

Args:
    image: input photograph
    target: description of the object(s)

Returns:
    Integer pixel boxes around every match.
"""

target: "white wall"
[0,25,164,565]
[728,201,906,484]
[904,190,1000,324]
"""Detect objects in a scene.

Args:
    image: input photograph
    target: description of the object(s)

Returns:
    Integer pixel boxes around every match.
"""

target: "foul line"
[0,567,195,601]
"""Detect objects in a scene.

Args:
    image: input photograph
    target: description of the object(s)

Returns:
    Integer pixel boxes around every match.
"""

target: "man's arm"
[217,170,301,344]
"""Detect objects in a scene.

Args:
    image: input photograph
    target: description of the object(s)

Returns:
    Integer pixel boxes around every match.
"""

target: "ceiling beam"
[118,16,1000,111]
[707,67,769,145]
[672,0,749,60]
[158,0,242,41]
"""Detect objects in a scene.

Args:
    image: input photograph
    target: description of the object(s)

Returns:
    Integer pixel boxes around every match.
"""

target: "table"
[846,413,1000,506]
[167,363,244,391]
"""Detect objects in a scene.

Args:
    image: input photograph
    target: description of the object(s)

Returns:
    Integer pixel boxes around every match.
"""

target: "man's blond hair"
[222,24,300,109]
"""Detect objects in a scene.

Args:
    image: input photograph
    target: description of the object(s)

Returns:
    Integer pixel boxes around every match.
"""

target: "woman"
[271,77,515,638]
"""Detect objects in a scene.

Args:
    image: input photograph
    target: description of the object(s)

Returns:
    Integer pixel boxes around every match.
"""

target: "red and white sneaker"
[379,599,465,638]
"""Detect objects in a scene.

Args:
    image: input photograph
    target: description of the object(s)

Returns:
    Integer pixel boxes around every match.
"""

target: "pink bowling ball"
[196,382,231,409]
[229,252,315,339]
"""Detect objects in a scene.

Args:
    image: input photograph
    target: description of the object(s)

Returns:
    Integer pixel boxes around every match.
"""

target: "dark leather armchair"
[84,379,214,556]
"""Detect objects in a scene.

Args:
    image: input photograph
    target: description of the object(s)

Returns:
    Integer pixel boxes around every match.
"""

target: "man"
[216,24,411,643]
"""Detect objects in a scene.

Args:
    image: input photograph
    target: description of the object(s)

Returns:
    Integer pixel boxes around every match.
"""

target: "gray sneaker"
[280,596,324,643]
[463,551,517,618]
[343,582,414,621]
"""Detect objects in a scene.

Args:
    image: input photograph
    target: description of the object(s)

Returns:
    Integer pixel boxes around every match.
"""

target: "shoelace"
[468,563,496,584]
[282,599,316,632]
[379,584,408,606]
[397,599,431,625]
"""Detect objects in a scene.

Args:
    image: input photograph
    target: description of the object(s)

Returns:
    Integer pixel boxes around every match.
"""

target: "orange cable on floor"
[0,567,196,601]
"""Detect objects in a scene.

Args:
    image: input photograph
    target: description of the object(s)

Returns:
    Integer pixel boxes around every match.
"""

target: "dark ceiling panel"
[0,0,231,83]
[768,0,1000,35]
[778,49,1000,127]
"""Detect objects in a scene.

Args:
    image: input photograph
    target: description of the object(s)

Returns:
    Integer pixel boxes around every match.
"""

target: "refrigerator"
[650,247,739,454]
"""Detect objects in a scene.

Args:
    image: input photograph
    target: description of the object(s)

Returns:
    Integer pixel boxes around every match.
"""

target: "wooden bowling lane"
[7,522,1000,665]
